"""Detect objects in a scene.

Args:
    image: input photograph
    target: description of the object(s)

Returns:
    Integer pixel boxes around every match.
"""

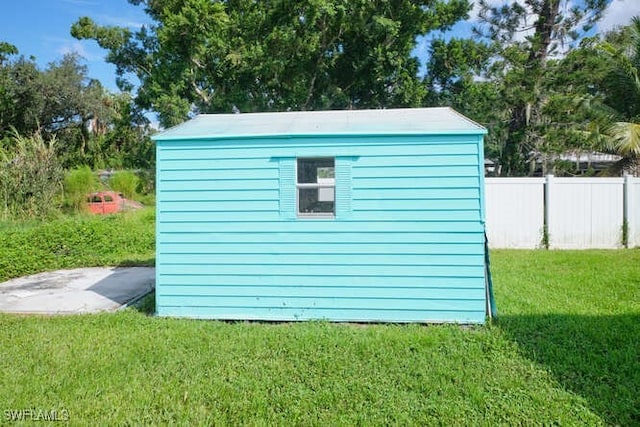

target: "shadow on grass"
[498,314,640,425]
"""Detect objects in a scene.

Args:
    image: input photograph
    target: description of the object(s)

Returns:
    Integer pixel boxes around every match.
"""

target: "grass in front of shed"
[0,242,638,424]
[0,312,600,425]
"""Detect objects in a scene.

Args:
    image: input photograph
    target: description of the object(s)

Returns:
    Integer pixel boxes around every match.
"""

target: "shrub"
[135,169,155,196]
[0,131,63,220]
[109,170,140,200]
[64,165,100,212]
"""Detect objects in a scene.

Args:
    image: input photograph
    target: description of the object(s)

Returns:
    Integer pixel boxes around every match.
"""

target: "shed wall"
[156,135,486,323]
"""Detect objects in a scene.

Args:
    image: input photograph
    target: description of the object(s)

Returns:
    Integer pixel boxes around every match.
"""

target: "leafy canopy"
[72,0,471,127]
[430,0,609,175]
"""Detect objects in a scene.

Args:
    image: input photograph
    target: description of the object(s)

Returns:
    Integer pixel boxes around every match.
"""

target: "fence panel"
[546,177,624,249]
[485,178,545,248]
[629,176,640,247]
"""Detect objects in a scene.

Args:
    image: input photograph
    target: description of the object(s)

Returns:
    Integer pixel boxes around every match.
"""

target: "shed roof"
[152,107,486,141]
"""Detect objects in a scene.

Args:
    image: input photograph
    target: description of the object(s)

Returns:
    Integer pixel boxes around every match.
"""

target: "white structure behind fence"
[485,176,639,249]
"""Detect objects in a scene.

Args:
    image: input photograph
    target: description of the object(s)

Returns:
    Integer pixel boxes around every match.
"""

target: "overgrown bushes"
[64,165,100,212]
[109,170,140,200]
[0,208,155,281]
[0,132,63,220]
[0,130,154,219]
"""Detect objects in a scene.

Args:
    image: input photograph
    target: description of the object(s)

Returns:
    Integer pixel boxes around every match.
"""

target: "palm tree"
[599,16,640,175]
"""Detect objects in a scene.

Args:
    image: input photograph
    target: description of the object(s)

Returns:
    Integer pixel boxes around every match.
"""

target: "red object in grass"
[86,191,143,215]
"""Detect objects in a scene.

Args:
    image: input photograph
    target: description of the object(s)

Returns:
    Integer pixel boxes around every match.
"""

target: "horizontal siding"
[159,200,278,212]
[159,242,482,254]
[157,275,482,288]
[159,189,279,202]
[157,296,483,312]
[157,211,479,222]
[353,199,480,210]
[160,264,485,277]
[352,165,478,178]
[157,306,485,323]
[158,286,485,301]
[157,221,484,233]
[161,178,278,191]
[159,232,484,244]
[158,137,479,154]
[156,134,486,323]
[160,159,276,171]
[161,167,279,180]
[159,253,484,266]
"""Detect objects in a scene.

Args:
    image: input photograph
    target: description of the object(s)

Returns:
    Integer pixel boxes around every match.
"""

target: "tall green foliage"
[536,21,640,175]
[599,17,640,174]
[109,170,139,200]
[423,38,506,163]
[63,166,100,212]
[462,0,608,175]
[0,46,154,171]
[72,0,471,127]
[0,131,63,220]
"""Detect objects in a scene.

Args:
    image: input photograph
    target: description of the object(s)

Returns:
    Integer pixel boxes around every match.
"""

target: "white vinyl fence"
[485,175,640,249]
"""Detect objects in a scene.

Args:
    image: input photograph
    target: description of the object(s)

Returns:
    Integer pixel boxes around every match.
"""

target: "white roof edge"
[152,107,487,141]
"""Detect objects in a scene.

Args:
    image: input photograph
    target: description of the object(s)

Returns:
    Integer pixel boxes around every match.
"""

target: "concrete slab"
[0,267,155,314]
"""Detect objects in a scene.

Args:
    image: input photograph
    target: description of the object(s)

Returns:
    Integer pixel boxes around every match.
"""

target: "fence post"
[624,174,631,248]
[543,174,553,249]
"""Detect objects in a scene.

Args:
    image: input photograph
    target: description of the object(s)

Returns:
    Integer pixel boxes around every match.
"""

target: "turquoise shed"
[152,107,494,323]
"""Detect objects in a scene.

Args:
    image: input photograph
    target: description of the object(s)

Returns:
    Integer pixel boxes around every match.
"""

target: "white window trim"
[296,157,336,218]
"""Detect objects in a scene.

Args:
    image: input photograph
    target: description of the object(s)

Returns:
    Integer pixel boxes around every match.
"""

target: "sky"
[1,0,640,94]
[0,0,150,91]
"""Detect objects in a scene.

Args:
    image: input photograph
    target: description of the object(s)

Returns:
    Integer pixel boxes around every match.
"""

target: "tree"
[71,0,471,127]
[473,0,608,175]
[0,53,95,138]
[423,37,508,166]
[527,19,640,176]
[597,18,640,174]
[95,92,154,170]
[0,42,18,64]
[0,51,153,170]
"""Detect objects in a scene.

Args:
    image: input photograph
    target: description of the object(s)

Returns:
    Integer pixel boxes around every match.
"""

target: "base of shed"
[155,306,486,324]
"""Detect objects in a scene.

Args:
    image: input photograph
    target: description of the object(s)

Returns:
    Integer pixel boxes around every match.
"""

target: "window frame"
[295,157,336,219]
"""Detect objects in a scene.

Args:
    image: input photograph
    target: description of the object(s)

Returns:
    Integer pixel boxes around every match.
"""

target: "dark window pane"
[298,188,334,214]
[297,158,334,183]
[104,195,113,202]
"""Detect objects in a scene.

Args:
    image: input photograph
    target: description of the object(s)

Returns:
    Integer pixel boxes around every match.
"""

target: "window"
[104,195,114,202]
[297,157,335,217]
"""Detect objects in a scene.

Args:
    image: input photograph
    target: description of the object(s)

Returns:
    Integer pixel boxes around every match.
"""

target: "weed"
[109,170,140,200]
[64,165,101,212]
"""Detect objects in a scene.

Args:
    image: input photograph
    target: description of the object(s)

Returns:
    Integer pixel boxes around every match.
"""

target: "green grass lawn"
[0,213,638,424]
